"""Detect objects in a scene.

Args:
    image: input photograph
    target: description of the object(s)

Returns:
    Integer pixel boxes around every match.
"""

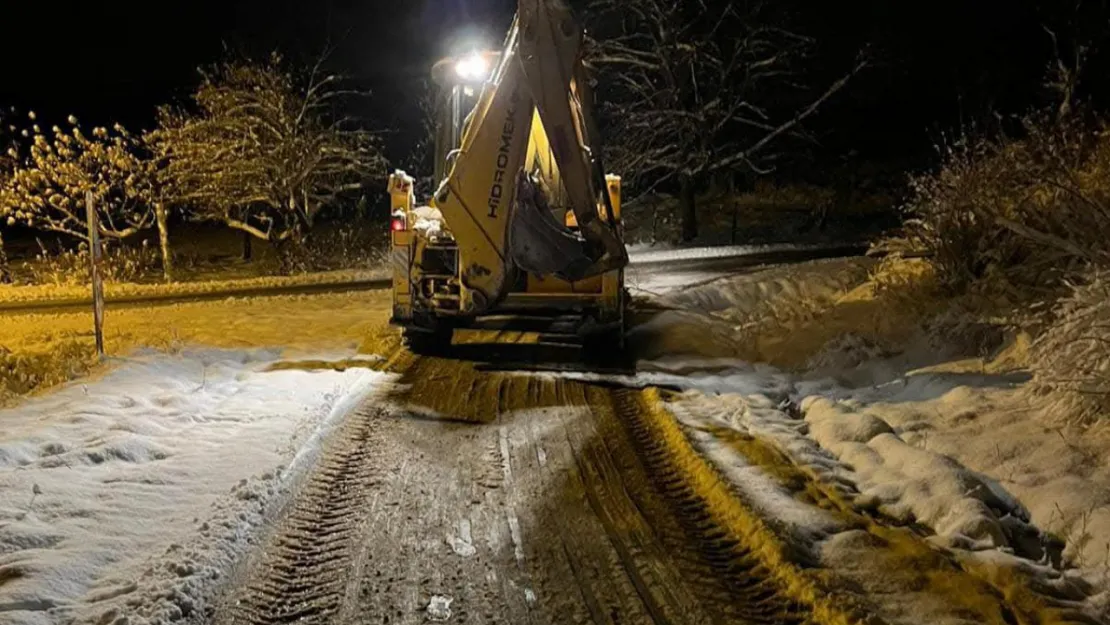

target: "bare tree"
[0,112,174,279]
[150,53,387,259]
[1041,0,1097,121]
[587,0,865,240]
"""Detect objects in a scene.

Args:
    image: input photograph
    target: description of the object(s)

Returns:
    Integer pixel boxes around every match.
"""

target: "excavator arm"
[429,0,628,314]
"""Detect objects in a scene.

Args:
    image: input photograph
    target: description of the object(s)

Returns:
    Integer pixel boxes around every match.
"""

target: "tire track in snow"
[215,403,384,625]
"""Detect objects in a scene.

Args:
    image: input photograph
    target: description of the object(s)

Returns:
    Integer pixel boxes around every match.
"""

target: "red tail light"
[391,215,406,232]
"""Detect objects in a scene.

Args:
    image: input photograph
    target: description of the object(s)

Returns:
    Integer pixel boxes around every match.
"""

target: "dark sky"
[0,0,515,124]
[2,0,1106,174]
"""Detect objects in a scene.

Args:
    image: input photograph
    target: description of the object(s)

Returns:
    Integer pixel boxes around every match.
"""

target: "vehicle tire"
[403,325,454,355]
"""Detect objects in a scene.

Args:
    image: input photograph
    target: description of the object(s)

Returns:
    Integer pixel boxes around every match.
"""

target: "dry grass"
[884,114,1110,422]
[1029,269,1110,424]
[0,268,385,306]
[899,115,1110,296]
[0,290,393,405]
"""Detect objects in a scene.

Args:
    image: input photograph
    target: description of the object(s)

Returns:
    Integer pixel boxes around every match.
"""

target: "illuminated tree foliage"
[0,111,175,280]
[0,110,15,283]
[587,0,865,240]
[150,54,387,250]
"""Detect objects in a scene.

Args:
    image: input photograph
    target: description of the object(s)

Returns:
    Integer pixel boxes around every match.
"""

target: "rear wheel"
[402,325,454,355]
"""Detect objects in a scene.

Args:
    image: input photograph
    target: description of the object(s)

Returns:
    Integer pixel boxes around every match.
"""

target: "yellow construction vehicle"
[388,0,629,354]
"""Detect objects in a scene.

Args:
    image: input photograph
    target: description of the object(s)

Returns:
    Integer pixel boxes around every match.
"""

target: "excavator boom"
[429,0,627,313]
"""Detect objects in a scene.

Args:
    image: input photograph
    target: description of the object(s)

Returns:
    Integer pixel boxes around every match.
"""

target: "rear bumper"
[390,309,622,336]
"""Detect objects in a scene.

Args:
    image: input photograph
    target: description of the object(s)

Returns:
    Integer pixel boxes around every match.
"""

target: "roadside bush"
[901,115,1110,295]
[1029,268,1110,424]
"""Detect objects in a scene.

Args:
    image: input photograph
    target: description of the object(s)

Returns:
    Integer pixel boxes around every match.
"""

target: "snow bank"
[619,256,1107,616]
[0,348,394,624]
[654,257,871,317]
[803,396,1039,553]
[817,372,1110,580]
[628,242,812,265]
[651,373,1102,618]
[626,352,1095,572]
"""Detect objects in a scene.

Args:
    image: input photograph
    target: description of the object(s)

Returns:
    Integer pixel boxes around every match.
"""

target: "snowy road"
[2,251,1104,625]
[214,338,813,625]
[206,331,1097,625]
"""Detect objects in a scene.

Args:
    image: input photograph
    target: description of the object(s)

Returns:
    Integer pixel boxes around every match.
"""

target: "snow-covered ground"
[626,242,816,264]
[0,348,395,624]
[546,260,1110,620]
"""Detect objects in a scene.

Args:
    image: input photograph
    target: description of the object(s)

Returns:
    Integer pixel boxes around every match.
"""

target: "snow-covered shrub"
[273,223,388,274]
[1030,268,1110,424]
[900,115,1110,295]
[22,240,161,286]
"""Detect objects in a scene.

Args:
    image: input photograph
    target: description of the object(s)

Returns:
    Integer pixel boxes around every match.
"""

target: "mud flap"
[508,171,596,280]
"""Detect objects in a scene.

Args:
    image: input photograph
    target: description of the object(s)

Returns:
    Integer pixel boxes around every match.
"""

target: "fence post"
[85,191,105,358]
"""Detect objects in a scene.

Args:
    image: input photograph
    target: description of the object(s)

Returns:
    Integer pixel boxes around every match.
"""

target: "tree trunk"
[154,203,174,283]
[271,229,306,275]
[680,174,698,242]
[0,229,11,284]
[242,231,253,262]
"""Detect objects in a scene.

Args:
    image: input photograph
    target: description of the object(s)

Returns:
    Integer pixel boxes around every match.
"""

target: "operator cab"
[430,51,500,189]
[428,51,578,227]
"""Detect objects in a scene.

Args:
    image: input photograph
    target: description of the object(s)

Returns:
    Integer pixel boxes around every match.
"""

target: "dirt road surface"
[211,331,818,625]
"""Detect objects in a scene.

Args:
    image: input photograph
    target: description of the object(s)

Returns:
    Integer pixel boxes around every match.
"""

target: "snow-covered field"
[0,348,395,624]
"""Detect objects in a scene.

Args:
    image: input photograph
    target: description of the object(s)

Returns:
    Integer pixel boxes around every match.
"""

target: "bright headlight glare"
[455,54,488,81]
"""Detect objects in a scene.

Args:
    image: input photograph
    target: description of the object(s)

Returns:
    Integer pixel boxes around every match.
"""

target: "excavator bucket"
[508,171,597,280]
[517,0,629,275]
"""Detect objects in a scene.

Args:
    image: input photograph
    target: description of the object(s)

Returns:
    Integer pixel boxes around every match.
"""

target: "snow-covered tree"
[0,112,174,280]
[0,111,15,283]
[586,0,865,240]
[150,54,387,253]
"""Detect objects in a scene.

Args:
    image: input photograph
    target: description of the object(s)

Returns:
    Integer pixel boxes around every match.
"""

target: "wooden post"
[85,191,105,358]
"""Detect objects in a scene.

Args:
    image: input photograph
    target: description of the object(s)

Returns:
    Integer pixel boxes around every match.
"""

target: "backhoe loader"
[388,0,629,354]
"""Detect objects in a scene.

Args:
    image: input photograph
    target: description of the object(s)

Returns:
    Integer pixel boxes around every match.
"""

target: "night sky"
[2,0,1106,176]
